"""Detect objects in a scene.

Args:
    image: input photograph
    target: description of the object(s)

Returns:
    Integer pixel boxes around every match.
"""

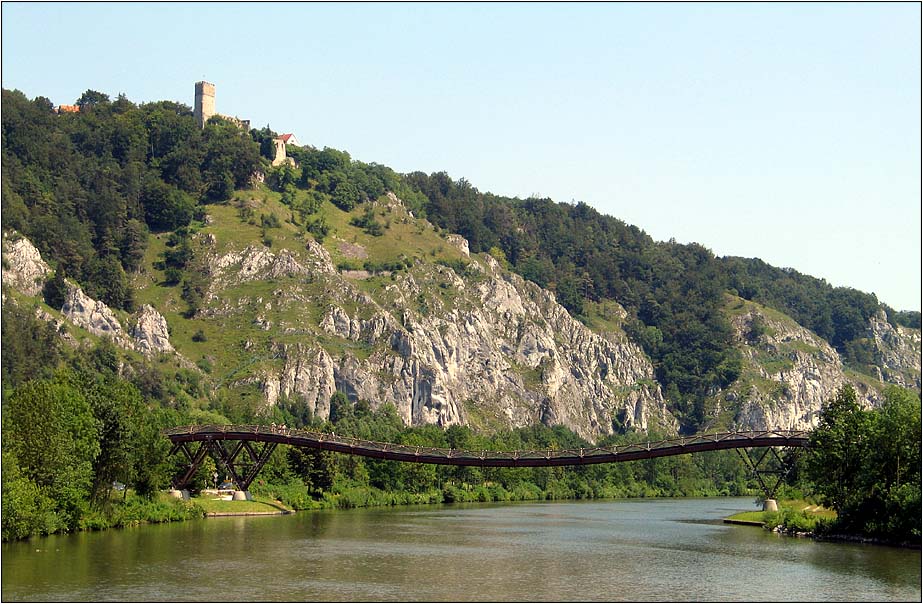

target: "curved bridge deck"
[164,425,809,468]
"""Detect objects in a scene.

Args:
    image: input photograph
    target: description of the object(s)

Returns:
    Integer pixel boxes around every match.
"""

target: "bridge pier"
[736,447,800,503]
[168,438,277,493]
[232,491,251,501]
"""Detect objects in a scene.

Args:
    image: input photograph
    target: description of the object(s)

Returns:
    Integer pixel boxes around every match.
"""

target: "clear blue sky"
[3,2,920,311]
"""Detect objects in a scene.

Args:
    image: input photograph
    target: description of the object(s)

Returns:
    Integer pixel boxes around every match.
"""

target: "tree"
[80,374,146,504]
[329,391,352,424]
[1,451,60,540]
[76,89,110,109]
[119,219,148,273]
[331,180,360,211]
[804,385,921,540]
[805,385,870,515]
[42,268,68,310]
[861,387,922,539]
[141,178,195,231]
[84,255,135,312]
[1,303,62,386]
[3,373,101,529]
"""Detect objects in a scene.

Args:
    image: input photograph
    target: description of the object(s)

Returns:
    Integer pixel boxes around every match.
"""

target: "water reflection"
[2,498,919,602]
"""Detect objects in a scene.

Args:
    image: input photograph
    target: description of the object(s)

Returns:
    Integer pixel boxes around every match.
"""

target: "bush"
[42,270,68,310]
[306,216,330,242]
[762,508,818,534]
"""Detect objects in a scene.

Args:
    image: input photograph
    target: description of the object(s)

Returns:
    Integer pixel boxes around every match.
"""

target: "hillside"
[1,87,920,439]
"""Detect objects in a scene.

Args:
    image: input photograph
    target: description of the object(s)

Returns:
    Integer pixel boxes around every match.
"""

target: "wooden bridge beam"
[165,426,810,492]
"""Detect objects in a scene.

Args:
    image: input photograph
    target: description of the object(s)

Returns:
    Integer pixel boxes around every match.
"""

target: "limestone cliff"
[2,231,177,357]
[867,309,921,390]
[209,233,675,441]
[2,231,50,297]
[717,297,886,431]
[4,201,920,442]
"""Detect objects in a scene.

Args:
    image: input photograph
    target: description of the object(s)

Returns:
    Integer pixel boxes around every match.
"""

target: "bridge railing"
[163,425,809,461]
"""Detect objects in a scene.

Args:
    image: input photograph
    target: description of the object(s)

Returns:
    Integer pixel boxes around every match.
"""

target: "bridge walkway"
[165,425,808,494]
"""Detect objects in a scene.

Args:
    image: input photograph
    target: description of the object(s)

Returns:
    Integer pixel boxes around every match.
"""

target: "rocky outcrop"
[253,253,676,441]
[60,283,134,348]
[446,234,470,257]
[2,231,50,296]
[130,305,174,355]
[724,302,882,431]
[867,309,921,390]
[210,241,333,293]
[262,344,337,419]
[213,245,308,283]
[2,232,179,357]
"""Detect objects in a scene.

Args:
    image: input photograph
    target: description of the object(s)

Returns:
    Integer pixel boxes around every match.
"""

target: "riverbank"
[724,498,835,533]
[721,500,920,549]
[192,492,294,517]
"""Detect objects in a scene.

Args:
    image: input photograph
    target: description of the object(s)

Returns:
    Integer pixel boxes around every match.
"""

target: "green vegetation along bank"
[1,87,919,544]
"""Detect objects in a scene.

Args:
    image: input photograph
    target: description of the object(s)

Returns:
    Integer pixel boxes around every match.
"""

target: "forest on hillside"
[2,87,919,430]
[2,88,920,544]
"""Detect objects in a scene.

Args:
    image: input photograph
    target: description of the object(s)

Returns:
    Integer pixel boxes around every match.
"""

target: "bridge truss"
[165,425,809,496]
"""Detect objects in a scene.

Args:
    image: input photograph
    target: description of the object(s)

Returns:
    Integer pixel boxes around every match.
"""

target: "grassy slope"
[191,494,292,514]
[726,499,836,524]
[126,185,497,412]
[708,295,843,430]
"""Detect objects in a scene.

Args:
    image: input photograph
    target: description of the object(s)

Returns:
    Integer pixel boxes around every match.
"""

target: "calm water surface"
[2,497,920,601]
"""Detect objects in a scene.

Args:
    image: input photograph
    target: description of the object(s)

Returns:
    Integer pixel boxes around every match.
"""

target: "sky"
[2,3,920,311]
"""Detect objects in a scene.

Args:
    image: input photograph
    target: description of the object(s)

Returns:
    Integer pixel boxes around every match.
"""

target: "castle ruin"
[194,81,249,130]
[194,81,215,128]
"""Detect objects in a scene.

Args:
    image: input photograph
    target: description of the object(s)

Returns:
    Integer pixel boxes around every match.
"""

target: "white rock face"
[211,244,320,290]
[446,234,470,257]
[262,344,337,419]
[255,256,676,441]
[725,304,882,431]
[130,304,174,354]
[2,232,177,356]
[2,232,50,296]
[60,283,133,348]
[867,309,921,390]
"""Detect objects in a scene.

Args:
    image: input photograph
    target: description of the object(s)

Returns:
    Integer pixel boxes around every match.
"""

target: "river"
[2,497,919,601]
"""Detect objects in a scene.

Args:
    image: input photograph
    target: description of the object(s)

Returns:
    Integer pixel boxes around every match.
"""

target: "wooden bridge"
[164,425,809,497]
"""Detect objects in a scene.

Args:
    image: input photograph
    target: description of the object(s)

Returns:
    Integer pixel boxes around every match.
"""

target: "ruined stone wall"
[271,138,288,166]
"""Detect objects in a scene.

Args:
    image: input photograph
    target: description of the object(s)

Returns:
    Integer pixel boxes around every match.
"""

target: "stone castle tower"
[194,81,215,128]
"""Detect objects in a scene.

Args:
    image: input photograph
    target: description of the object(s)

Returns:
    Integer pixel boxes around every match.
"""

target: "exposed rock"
[60,282,133,348]
[252,255,676,441]
[725,302,882,431]
[130,304,174,355]
[867,309,921,390]
[384,191,413,217]
[2,231,50,296]
[211,245,309,289]
[446,234,470,257]
[304,237,336,274]
[261,344,337,419]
